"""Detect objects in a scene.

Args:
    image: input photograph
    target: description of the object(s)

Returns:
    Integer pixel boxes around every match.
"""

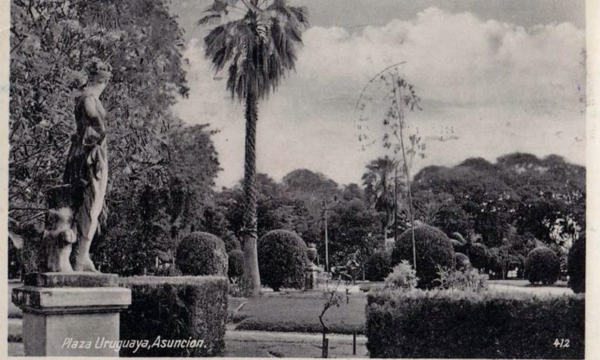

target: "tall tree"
[199,0,309,295]
[362,156,399,234]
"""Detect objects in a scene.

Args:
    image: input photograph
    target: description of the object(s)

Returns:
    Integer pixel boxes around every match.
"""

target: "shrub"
[228,250,244,280]
[436,266,487,292]
[568,237,585,293]
[176,232,228,276]
[258,230,308,291]
[384,261,418,290]
[391,225,455,288]
[454,252,471,270]
[366,290,584,358]
[526,247,560,285]
[120,276,228,357]
[468,243,488,270]
[365,251,392,281]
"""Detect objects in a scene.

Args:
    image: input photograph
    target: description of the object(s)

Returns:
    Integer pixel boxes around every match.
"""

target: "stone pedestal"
[12,273,131,357]
[304,263,320,290]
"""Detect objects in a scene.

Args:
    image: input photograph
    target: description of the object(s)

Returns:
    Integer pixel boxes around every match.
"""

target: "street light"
[322,195,337,273]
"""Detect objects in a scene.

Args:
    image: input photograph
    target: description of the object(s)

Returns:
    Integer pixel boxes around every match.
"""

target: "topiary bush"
[176,232,228,276]
[568,237,585,293]
[258,230,308,291]
[120,276,228,357]
[454,252,471,270]
[525,247,560,285]
[365,251,392,281]
[228,249,244,281]
[468,243,489,271]
[391,225,455,289]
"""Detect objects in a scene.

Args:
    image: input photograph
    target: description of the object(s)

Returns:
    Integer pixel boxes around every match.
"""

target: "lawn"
[489,279,569,288]
[233,290,368,334]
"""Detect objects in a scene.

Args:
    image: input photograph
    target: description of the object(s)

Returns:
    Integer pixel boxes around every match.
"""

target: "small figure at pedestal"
[305,243,320,290]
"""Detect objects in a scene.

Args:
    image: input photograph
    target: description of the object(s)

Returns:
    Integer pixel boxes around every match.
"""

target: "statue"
[42,58,111,273]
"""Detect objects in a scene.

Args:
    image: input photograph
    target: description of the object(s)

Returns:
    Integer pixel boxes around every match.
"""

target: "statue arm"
[83,97,107,142]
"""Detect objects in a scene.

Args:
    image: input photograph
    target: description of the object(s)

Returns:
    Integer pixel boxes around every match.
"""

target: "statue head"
[84,57,112,85]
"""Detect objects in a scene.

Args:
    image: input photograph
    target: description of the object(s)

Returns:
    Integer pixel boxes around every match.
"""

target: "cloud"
[295,7,585,111]
[173,7,585,188]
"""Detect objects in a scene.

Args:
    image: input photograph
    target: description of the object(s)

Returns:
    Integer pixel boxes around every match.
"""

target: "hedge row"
[366,290,584,359]
[119,276,228,357]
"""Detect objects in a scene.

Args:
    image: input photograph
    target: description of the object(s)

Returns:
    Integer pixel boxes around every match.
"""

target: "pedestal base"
[12,273,131,357]
[304,263,320,290]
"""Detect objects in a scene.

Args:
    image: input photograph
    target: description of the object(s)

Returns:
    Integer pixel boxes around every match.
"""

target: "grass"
[489,279,569,288]
[233,290,368,334]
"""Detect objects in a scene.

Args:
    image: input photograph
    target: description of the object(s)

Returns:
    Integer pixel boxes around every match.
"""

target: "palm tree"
[199,0,308,296]
[362,156,403,235]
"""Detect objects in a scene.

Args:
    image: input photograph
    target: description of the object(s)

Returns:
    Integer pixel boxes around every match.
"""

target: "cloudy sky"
[169,0,586,188]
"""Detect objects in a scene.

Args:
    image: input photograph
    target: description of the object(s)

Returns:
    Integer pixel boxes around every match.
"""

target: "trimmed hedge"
[120,276,228,357]
[228,249,244,280]
[365,251,392,281]
[568,237,585,293]
[176,232,228,276]
[526,247,560,285]
[258,230,308,291]
[366,290,584,358]
[391,225,455,288]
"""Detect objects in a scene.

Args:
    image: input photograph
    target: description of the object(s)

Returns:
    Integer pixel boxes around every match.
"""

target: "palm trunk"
[242,91,261,296]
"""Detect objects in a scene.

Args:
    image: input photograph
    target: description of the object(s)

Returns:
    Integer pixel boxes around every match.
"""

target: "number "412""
[554,339,570,348]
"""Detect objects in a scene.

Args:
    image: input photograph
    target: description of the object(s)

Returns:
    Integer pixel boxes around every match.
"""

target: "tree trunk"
[242,91,261,296]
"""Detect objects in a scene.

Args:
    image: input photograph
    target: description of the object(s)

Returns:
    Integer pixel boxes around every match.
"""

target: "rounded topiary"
[391,225,455,289]
[468,243,488,270]
[365,251,392,281]
[454,252,471,270]
[228,249,245,280]
[258,230,308,291]
[525,247,560,285]
[568,237,585,293]
[176,232,228,276]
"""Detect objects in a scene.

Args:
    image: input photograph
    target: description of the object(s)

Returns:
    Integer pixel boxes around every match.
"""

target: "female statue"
[61,58,112,272]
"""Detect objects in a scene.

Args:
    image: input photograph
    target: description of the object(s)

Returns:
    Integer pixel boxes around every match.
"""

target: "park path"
[225,328,368,358]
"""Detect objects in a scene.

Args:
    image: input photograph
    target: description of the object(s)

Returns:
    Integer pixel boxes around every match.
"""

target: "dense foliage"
[365,251,392,281]
[8,0,225,276]
[412,154,585,270]
[176,232,228,276]
[391,225,455,288]
[120,276,228,357]
[435,267,487,292]
[366,290,584,358]
[10,0,188,226]
[383,261,418,290]
[526,247,561,285]
[258,230,308,291]
[568,237,585,293]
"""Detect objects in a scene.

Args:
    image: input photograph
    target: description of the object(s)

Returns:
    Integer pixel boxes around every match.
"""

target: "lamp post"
[322,196,337,273]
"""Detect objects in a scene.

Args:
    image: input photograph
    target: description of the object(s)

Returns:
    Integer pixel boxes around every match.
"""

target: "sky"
[169,0,586,188]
